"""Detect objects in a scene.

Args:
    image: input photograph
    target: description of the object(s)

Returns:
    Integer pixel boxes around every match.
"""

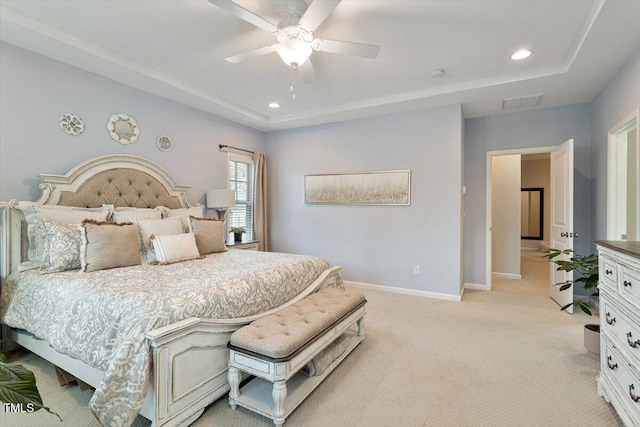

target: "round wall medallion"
[107,113,139,144]
[59,113,84,136]
[157,135,172,152]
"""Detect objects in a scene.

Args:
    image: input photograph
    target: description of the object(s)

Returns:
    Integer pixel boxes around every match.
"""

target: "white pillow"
[151,233,201,265]
[112,207,163,223]
[136,218,184,263]
[160,206,204,231]
[20,204,113,261]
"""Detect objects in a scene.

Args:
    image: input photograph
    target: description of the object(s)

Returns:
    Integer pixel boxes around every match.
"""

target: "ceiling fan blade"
[312,39,380,59]
[299,58,317,83]
[226,44,278,63]
[209,0,279,33]
[298,0,341,32]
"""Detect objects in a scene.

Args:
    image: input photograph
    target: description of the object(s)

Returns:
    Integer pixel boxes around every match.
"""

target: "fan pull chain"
[290,65,297,101]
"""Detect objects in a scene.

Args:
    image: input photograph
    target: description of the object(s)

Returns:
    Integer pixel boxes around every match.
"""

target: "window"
[228,153,254,240]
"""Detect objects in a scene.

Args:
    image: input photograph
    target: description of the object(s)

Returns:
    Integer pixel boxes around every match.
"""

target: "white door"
[550,139,574,313]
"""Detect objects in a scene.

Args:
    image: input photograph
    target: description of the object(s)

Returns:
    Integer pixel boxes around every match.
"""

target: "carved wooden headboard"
[0,154,196,281]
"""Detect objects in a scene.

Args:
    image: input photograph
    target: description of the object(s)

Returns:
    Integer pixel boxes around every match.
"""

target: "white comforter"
[0,250,338,426]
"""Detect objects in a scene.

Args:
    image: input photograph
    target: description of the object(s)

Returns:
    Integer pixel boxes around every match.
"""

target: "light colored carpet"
[0,252,621,426]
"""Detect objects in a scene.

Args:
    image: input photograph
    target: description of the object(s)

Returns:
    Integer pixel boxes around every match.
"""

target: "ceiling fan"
[209,0,381,90]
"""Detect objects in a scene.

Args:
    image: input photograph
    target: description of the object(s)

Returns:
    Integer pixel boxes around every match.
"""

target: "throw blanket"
[1,250,339,426]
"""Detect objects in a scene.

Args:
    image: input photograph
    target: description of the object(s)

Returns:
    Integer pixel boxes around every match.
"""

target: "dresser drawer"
[602,340,640,419]
[620,264,640,309]
[601,255,619,291]
[602,299,640,365]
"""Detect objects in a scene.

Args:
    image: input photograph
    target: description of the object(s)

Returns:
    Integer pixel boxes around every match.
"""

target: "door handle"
[560,232,579,238]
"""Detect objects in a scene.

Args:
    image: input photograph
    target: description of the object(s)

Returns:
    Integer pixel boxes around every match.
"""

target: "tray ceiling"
[1,0,638,131]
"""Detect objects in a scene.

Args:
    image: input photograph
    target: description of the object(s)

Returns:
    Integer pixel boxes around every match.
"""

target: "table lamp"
[206,189,236,220]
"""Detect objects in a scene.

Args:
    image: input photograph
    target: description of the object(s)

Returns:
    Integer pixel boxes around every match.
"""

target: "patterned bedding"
[0,250,339,426]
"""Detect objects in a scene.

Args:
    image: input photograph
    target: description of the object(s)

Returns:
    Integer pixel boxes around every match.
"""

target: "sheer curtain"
[252,152,270,251]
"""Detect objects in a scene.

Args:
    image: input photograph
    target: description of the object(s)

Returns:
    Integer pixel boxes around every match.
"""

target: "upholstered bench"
[227,287,367,427]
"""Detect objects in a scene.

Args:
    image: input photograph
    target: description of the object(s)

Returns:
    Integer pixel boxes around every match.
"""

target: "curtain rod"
[219,144,255,155]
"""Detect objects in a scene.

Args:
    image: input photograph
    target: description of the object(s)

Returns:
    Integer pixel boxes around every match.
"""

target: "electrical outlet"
[413,265,420,275]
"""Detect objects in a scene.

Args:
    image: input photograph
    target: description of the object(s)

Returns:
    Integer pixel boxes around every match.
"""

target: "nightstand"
[226,240,260,251]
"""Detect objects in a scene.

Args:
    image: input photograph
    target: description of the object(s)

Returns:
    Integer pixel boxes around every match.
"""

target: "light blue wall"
[0,42,264,205]
[464,104,592,285]
[591,50,640,242]
[265,105,464,297]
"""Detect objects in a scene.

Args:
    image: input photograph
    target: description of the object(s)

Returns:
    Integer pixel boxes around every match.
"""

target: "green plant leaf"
[578,302,592,316]
[559,284,572,291]
[0,359,61,421]
[560,302,573,311]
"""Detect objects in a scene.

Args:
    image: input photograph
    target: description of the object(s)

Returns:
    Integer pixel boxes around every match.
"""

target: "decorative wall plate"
[59,113,84,136]
[157,135,172,152]
[107,113,139,144]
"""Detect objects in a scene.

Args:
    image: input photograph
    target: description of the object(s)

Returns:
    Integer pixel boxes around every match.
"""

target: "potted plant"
[0,352,60,420]
[229,227,245,242]
[546,248,600,359]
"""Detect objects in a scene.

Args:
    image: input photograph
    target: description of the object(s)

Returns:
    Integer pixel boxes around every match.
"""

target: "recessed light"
[510,49,532,60]
[268,102,280,109]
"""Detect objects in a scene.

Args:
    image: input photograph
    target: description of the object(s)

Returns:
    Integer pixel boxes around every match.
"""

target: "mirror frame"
[521,187,544,240]
[107,113,139,145]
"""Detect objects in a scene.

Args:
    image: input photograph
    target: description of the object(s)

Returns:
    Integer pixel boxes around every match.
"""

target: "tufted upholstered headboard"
[0,154,196,280]
[57,169,182,209]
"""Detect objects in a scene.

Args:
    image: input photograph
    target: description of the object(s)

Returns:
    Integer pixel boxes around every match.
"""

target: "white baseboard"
[344,280,462,302]
[464,282,489,291]
[492,272,522,280]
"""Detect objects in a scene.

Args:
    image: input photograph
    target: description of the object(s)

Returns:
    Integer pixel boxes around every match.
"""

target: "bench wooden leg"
[228,366,240,410]
[357,317,365,337]
[272,381,287,427]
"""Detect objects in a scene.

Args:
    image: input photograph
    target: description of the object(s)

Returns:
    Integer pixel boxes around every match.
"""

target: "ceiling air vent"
[502,94,544,110]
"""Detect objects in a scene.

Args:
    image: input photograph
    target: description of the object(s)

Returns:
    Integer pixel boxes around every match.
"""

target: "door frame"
[485,146,557,290]
[607,109,640,240]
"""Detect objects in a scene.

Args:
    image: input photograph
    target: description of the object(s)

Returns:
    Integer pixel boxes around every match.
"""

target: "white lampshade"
[206,189,236,209]
[276,38,312,67]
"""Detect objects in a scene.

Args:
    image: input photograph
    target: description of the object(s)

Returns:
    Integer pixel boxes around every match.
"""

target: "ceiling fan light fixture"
[276,38,312,67]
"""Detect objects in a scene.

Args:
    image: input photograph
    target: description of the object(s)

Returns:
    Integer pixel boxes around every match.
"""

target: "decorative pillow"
[151,233,202,265]
[34,220,52,265]
[160,206,204,231]
[20,204,113,261]
[136,218,184,263]
[188,216,227,255]
[112,207,163,223]
[80,220,141,273]
[40,221,83,273]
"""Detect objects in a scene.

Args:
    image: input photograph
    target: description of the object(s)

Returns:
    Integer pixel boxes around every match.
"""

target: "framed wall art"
[304,170,411,205]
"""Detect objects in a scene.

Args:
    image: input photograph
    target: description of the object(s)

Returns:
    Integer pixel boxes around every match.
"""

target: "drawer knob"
[630,384,640,403]
[607,356,618,370]
[624,280,632,287]
[606,312,616,325]
[627,332,640,348]
[605,269,613,275]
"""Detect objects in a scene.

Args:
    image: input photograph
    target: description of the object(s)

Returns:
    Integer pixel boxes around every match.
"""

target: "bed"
[0,154,343,427]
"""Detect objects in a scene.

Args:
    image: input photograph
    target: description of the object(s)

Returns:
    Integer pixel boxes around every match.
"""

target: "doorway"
[607,110,639,241]
[485,141,575,312]
[486,146,555,289]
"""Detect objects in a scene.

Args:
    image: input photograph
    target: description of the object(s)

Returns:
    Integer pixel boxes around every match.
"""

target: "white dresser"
[596,241,640,426]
